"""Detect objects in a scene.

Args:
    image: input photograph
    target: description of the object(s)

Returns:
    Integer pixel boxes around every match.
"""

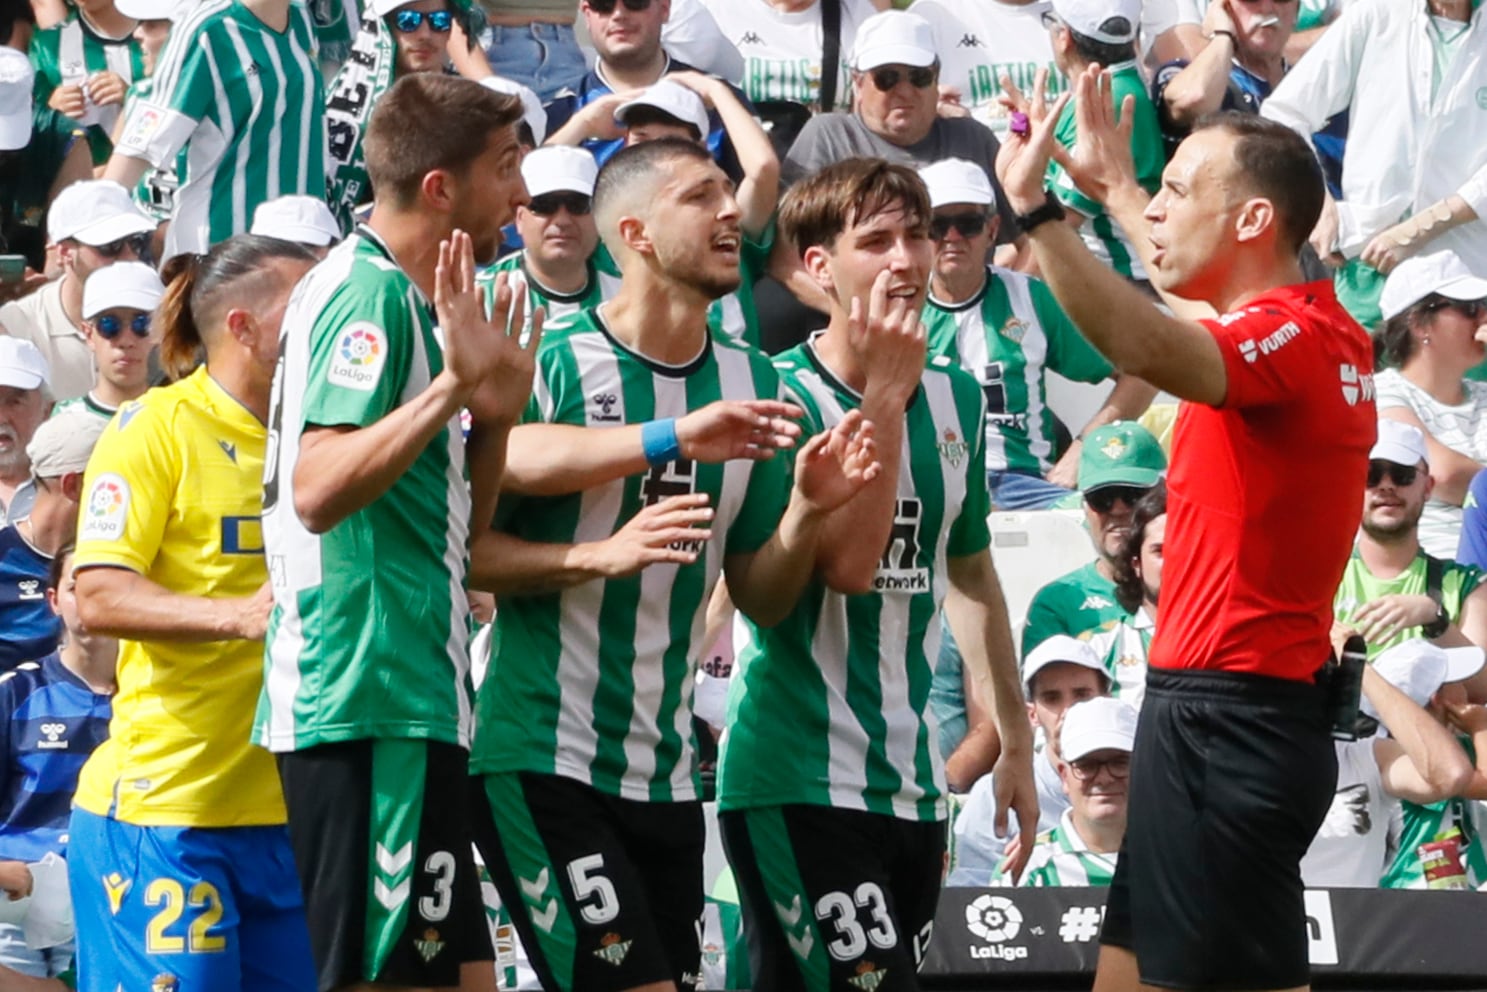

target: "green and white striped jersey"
[717,339,992,823]
[123,78,182,224]
[257,227,473,752]
[1334,550,1483,661]
[994,810,1119,887]
[468,309,793,802]
[477,254,621,343]
[1085,608,1152,710]
[113,0,326,259]
[51,392,117,424]
[28,13,145,162]
[1383,791,1487,889]
[924,266,1112,476]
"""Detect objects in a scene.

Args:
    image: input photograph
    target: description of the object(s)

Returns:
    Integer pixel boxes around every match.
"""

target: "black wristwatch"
[1422,599,1451,639]
[1014,191,1067,234]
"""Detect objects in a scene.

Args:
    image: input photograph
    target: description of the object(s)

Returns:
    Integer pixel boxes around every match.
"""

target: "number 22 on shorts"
[143,878,227,954]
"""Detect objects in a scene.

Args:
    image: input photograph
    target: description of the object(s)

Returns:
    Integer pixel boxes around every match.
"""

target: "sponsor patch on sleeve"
[80,473,131,542]
[326,322,386,392]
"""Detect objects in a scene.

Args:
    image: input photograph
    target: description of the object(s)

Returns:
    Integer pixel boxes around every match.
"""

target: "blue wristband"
[641,417,681,466]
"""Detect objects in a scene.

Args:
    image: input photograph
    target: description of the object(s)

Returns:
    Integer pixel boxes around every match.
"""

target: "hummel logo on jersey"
[16,579,41,601]
[38,722,67,749]
[594,933,633,967]
[246,61,264,76]
[738,31,763,45]
[1080,595,1113,610]
[591,392,621,422]
[519,869,560,933]
[218,440,238,464]
[773,896,814,959]
[957,34,983,47]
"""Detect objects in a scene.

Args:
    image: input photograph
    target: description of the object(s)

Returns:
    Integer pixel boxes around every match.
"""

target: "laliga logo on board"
[964,894,1029,961]
[328,322,386,392]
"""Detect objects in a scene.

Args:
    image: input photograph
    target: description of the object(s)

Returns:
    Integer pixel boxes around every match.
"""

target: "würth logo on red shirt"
[1237,321,1301,363]
[1339,364,1375,407]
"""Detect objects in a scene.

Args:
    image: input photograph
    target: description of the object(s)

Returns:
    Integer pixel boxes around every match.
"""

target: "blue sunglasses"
[95,312,152,339]
[392,9,453,32]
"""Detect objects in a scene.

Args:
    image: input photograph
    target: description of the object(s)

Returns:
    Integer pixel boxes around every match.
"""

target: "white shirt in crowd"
[0,280,93,403]
[1301,738,1391,888]
[699,0,875,110]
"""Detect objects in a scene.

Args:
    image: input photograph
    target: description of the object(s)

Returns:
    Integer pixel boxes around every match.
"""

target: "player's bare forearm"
[504,423,652,496]
[725,498,829,627]
[945,719,1000,793]
[466,420,512,548]
[293,371,469,533]
[75,566,265,642]
[102,151,150,191]
[469,530,614,596]
[1026,220,1226,405]
[945,552,1030,754]
[814,398,905,594]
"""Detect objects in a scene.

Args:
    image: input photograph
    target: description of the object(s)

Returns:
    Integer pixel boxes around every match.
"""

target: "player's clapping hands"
[793,409,881,515]
[677,399,806,463]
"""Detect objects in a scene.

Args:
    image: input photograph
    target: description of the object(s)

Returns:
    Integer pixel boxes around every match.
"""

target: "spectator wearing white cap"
[0,338,49,528]
[1334,419,1487,675]
[950,634,1112,885]
[107,0,180,230]
[1028,0,1165,288]
[0,408,105,671]
[990,695,1136,887]
[920,157,1154,508]
[0,43,91,279]
[251,195,343,258]
[1370,250,1487,557]
[52,259,163,423]
[1302,640,1477,888]
[28,0,145,165]
[1262,0,1487,331]
[476,145,617,336]
[0,179,153,403]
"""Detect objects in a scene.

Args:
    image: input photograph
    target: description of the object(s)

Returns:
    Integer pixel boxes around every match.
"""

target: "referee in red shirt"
[994,67,1376,992]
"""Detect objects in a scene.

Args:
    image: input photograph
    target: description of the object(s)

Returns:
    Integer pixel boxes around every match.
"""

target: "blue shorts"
[67,809,316,992]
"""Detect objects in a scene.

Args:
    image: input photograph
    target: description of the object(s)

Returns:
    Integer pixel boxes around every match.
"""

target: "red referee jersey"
[1149,281,1376,682]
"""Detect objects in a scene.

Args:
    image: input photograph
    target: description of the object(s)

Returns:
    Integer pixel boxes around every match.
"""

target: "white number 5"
[567,854,619,925]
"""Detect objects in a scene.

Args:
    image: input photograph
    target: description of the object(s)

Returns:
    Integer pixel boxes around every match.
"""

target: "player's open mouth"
[712,234,740,253]
[887,285,919,299]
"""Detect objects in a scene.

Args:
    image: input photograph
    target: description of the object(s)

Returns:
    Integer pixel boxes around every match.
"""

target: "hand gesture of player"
[677,399,806,463]
[992,723,1040,883]
[852,270,927,405]
[792,409,880,514]
[435,230,543,425]
[593,493,715,577]
[232,582,275,641]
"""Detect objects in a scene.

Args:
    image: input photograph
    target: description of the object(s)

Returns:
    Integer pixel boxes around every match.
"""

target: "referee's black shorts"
[1101,666,1336,991]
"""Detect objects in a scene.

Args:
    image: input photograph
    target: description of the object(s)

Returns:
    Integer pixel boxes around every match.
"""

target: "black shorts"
[470,770,705,992]
[277,739,492,992]
[720,804,945,992]
[1101,667,1337,991]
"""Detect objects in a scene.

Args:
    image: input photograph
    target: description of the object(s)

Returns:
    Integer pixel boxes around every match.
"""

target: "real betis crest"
[594,932,633,967]
[939,427,969,469]
[999,317,1028,344]
[848,962,888,991]
[1100,436,1126,461]
[415,928,446,963]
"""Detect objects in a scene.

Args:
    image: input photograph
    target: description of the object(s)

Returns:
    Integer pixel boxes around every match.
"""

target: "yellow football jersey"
[74,367,285,827]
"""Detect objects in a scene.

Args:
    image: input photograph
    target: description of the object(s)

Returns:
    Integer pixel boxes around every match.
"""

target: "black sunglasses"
[1069,754,1131,781]
[1423,298,1487,320]
[528,192,593,217]
[392,8,453,31]
[1366,460,1419,488]
[95,312,152,339]
[930,212,988,241]
[1086,485,1147,513]
[865,66,936,92]
[586,0,652,14]
[92,233,151,260]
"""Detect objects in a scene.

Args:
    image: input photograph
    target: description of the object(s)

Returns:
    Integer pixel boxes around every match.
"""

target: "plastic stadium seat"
[988,510,1097,630]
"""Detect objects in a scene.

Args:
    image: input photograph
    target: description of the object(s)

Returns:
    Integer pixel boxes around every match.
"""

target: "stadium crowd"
[0,0,1483,988]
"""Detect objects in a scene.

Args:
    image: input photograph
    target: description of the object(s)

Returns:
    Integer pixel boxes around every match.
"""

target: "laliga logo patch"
[328,322,386,392]
[80,473,130,542]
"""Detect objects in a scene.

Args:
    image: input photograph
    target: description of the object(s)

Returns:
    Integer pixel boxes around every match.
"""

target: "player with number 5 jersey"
[716,159,1039,992]
[467,139,882,992]
[67,235,320,992]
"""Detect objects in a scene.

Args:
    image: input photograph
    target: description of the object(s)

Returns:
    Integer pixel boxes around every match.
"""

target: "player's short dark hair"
[1113,481,1167,614]
[1066,25,1135,67]
[1193,111,1324,257]
[365,74,524,209]
[779,157,930,254]
[592,137,714,240]
[48,542,73,593]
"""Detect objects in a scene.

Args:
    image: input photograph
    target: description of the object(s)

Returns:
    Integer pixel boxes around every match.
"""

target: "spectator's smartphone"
[0,256,26,284]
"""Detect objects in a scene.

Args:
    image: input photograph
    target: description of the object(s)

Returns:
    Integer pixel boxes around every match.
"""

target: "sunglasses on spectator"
[528,192,593,217]
[1366,460,1419,488]
[1069,754,1131,781]
[930,212,988,240]
[91,233,151,259]
[864,66,936,92]
[585,0,653,14]
[94,312,152,339]
[1422,298,1487,320]
[392,9,453,31]
[1085,485,1146,513]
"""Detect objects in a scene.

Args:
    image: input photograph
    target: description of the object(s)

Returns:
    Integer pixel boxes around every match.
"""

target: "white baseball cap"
[1379,250,1487,322]
[26,409,106,478]
[47,180,156,247]
[480,76,548,148]
[1365,639,1485,718]
[1022,634,1110,696]
[0,49,35,153]
[1049,0,1141,44]
[615,79,710,142]
[251,195,342,247]
[82,261,167,320]
[115,0,181,19]
[919,158,993,209]
[851,10,937,71]
[0,338,50,392]
[520,145,599,199]
[1370,419,1428,469]
[1059,696,1137,761]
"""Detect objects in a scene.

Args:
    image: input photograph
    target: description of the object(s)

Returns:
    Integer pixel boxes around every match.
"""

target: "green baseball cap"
[1078,421,1166,493]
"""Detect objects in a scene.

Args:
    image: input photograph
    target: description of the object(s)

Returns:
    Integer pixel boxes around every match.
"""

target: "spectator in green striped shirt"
[28,0,144,163]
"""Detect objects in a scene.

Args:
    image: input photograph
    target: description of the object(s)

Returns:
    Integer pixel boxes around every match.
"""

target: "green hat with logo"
[1078,421,1166,493]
